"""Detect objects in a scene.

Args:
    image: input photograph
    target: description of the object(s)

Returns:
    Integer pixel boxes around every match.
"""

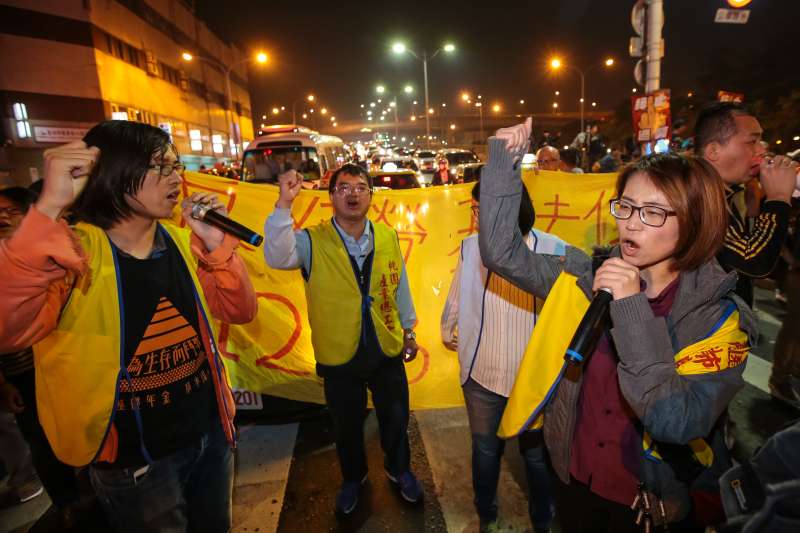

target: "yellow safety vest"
[304,219,404,366]
[498,271,749,465]
[33,223,230,466]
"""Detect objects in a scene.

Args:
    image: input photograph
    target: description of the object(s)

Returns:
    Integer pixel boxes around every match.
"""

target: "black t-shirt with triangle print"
[109,232,215,468]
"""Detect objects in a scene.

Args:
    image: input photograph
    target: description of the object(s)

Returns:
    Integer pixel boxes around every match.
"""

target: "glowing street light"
[292,94,315,124]
[272,107,279,115]
[461,92,470,102]
[392,41,456,147]
[321,107,328,115]
[404,85,414,94]
[181,50,269,159]
[548,55,615,134]
[552,102,559,109]
[492,104,501,113]
[450,124,456,130]
[519,99,525,104]
[261,114,267,120]
[376,84,386,94]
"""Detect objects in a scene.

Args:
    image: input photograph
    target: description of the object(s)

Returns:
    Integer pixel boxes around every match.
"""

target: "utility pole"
[630,0,664,92]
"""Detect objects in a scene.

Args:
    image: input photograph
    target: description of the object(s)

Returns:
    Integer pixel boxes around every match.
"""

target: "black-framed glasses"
[334,183,371,196]
[610,199,676,228]
[0,207,23,217]
[148,162,186,177]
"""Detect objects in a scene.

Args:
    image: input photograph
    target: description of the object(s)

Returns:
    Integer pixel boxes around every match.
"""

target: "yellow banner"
[175,169,618,409]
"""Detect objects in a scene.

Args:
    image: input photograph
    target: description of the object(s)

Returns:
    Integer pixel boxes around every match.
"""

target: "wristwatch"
[404,331,416,341]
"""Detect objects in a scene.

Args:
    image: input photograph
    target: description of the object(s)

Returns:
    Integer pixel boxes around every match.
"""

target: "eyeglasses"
[610,199,676,228]
[333,183,371,195]
[148,162,185,177]
[0,207,23,217]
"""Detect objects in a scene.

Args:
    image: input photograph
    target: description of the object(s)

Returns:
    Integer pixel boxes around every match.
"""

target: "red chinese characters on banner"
[692,346,724,371]
[632,89,671,143]
[371,199,429,263]
[378,261,401,332]
[727,341,748,368]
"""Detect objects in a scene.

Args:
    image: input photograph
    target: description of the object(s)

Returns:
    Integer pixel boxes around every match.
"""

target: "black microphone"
[564,287,613,366]
[191,203,264,247]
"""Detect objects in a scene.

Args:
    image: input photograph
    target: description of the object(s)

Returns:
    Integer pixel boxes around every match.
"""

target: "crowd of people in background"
[0,99,798,533]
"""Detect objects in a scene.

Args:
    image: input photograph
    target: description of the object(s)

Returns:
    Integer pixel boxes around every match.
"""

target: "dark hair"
[693,101,750,154]
[615,153,727,272]
[473,181,535,234]
[329,163,372,191]
[71,120,173,229]
[0,186,38,213]
[560,147,580,167]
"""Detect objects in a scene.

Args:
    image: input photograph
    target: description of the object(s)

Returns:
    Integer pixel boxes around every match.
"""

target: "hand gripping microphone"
[190,203,264,247]
[564,287,613,366]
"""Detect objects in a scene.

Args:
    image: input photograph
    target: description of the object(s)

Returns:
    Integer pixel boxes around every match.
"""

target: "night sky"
[195,0,799,127]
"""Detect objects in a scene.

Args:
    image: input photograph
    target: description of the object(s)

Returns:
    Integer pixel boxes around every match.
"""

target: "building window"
[212,134,224,154]
[13,103,31,139]
[189,129,203,152]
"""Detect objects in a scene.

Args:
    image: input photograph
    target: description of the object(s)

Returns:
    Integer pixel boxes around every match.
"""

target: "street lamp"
[548,55,615,136]
[492,104,501,113]
[475,102,484,140]
[292,94,315,125]
[181,50,268,160]
[392,41,456,147]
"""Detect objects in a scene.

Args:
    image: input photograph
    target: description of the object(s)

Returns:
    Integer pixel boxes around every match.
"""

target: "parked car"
[413,149,437,176]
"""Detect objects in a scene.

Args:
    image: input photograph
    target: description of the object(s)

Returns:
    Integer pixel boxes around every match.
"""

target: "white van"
[241,125,346,189]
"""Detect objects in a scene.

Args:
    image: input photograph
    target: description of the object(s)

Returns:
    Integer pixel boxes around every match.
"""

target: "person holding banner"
[0,120,257,533]
[441,181,563,533]
[264,163,422,516]
[479,118,758,532]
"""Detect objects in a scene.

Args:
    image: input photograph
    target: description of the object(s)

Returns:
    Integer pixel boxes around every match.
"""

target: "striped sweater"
[718,185,790,305]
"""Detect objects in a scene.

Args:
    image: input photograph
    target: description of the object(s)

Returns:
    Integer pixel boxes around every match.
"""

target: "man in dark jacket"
[694,101,798,306]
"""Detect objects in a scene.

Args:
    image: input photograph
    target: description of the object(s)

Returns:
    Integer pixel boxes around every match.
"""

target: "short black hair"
[71,120,174,229]
[0,186,38,213]
[329,163,372,191]
[693,101,750,154]
[472,181,535,235]
[560,147,580,167]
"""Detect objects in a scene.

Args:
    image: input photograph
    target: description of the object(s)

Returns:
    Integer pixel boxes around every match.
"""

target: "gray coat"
[478,137,759,522]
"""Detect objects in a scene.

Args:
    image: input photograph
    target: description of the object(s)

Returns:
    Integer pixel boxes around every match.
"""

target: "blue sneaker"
[385,470,423,503]
[335,475,366,515]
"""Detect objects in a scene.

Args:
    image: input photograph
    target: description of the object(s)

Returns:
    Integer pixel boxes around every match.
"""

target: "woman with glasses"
[0,120,257,532]
[478,119,757,532]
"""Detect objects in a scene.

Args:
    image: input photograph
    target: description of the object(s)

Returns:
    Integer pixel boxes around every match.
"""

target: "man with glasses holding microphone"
[264,163,422,516]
